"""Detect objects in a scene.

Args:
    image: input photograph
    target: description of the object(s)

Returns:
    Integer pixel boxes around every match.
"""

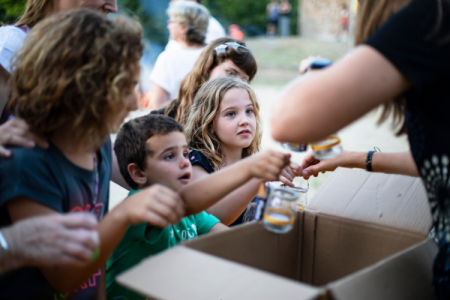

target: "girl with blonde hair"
[152,37,258,125]
[272,0,450,297]
[185,77,300,225]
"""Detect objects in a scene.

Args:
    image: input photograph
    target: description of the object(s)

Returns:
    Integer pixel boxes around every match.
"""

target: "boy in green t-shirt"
[107,114,292,299]
[106,115,228,299]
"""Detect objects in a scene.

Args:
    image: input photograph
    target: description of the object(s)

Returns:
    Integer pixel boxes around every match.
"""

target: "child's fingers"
[8,118,29,130]
[151,199,182,224]
[30,134,49,149]
[279,175,295,187]
[7,134,35,148]
[0,146,11,158]
[283,166,296,179]
[147,184,185,218]
[156,189,185,219]
[265,165,283,181]
[280,169,294,182]
[289,162,302,176]
[144,210,170,228]
[273,156,290,171]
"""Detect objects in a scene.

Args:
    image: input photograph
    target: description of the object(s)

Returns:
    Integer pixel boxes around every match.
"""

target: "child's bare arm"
[95,268,107,300]
[208,222,229,233]
[6,184,184,293]
[192,165,262,225]
[180,150,290,216]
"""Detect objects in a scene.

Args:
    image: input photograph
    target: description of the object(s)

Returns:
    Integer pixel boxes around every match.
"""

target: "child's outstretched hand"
[115,184,185,228]
[248,150,291,181]
[280,162,303,187]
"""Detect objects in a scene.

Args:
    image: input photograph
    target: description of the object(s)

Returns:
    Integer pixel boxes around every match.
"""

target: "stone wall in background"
[299,0,351,41]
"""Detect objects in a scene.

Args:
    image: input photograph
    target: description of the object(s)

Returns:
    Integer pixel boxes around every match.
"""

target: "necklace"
[92,153,99,206]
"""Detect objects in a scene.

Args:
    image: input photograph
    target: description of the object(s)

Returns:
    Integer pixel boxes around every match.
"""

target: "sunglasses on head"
[214,42,250,55]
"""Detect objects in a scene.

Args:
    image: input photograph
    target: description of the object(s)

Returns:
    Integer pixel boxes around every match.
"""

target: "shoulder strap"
[16,25,30,34]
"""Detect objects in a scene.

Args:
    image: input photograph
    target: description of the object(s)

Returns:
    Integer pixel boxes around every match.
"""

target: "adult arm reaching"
[271,46,411,144]
[300,150,419,179]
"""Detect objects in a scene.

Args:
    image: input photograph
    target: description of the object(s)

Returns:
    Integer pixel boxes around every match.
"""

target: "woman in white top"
[150,1,209,110]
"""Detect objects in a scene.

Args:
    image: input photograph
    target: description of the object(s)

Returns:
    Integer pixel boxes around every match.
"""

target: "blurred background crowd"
[0,0,407,201]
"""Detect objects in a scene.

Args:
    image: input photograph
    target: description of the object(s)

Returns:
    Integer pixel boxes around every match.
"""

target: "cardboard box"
[117,168,438,300]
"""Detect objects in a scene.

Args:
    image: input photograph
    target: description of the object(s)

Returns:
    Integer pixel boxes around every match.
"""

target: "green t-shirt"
[106,190,220,300]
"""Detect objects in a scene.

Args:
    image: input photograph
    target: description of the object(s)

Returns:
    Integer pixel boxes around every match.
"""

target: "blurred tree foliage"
[203,0,298,36]
[0,0,297,37]
[118,0,169,45]
[0,0,26,24]
[0,0,169,43]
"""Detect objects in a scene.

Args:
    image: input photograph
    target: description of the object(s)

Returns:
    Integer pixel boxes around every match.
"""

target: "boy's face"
[143,132,192,192]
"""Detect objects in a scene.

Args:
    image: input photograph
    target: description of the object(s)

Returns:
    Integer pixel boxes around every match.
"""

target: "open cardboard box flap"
[117,169,437,300]
[116,245,322,300]
[308,168,432,235]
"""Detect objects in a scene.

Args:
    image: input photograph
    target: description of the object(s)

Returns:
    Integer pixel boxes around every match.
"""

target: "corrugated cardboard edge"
[328,238,438,300]
[301,211,317,284]
[312,212,427,286]
[116,245,322,300]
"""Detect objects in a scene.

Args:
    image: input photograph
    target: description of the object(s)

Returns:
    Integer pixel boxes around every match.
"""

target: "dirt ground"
[109,37,410,209]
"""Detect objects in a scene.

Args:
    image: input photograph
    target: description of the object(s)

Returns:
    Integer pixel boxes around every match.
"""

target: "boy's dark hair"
[114,115,184,189]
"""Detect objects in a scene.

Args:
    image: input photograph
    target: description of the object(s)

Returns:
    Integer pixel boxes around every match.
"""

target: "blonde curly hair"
[9,8,143,150]
[184,77,262,171]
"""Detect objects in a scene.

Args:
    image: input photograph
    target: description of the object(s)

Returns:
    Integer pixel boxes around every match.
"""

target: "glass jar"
[310,134,342,160]
[263,187,298,234]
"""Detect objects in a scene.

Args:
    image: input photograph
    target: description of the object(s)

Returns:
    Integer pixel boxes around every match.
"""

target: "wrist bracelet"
[0,230,8,250]
[366,151,376,172]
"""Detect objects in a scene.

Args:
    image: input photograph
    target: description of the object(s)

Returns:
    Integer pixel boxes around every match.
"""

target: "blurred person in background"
[338,3,350,41]
[228,24,245,40]
[151,37,257,125]
[166,0,226,50]
[150,1,209,110]
[266,0,279,37]
[279,0,291,37]
[271,0,450,298]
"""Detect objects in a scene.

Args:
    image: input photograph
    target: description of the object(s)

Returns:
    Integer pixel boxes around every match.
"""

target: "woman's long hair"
[16,0,52,28]
[184,77,262,171]
[354,0,412,135]
[165,37,257,125]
